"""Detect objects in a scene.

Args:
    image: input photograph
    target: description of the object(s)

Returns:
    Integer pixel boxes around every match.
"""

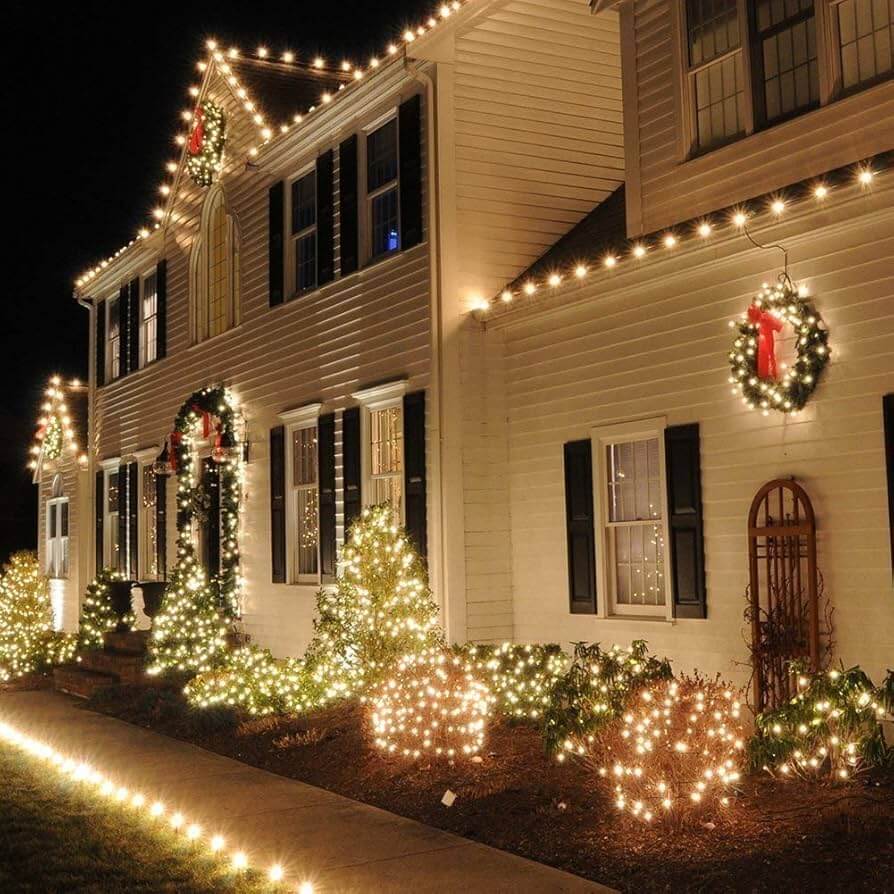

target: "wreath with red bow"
[728,275,830,415]
[186,100,226,187]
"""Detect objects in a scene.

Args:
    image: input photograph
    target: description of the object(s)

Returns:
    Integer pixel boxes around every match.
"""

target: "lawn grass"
[0,745,272,893]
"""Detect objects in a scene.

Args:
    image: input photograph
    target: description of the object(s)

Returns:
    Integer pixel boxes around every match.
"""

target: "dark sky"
[3,0,434,563]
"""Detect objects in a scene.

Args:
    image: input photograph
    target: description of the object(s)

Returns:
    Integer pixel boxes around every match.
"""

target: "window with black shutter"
[156,259,167,360]
[117,463,128,576]
[127,277,140,374]
[200,458,220,577]
[155,472,167,579]
[564,440,597,613]
[398,93,423,250]
[270,425,286,582]
[884,394,894,574]
[403,390,427,560]
[268,181,285,307]
[95,301,106,388]
[316,150,334,286]
[95,470,104,572]
[318,413,337,581]
[128,462,139,580]
[342,407,362,538]
[339,135,359,276]
[117,284,128,379]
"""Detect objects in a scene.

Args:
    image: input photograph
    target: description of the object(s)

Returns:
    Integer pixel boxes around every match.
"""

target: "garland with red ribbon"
[185,100,226,188]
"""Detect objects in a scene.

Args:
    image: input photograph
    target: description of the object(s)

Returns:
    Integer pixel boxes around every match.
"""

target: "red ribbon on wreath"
[187,106,205,156]
[747,304,784,380]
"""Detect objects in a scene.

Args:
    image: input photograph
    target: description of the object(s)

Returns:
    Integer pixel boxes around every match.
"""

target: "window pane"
[370,407,403,476]
[694,53,745,148]
[687,0,740,66]
[758,8,818,123]
[208,197,230,337]
[107,473,119,513]
[607,438,661,522]
[295,232,317,291]
[61,502,69,537]
[367,119,398,192]
[291,172,316,234]
[142,466,157,580]
[142,272,158,365]
[48,505,57,538]
[292,427,318,486]
[838,0,893,88]
[296,487,318,576]
[371,187,400,257]
[370,474,402,517]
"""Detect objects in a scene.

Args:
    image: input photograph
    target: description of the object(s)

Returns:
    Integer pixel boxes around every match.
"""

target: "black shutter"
[156,259,167,360]
[155,473,167,579]
[342,406,362,538]
[564,440,597,614]
[128,462,139,580]
[665,423,707,619]
[403,390,427,560]
[884,394,894,574]
[95,302,106,388]
[270,425,286,582]
[128,277,140,374]
[316,150,335,286]
[318,413,337,582]
[201,459,220,578]
[399,93,423,250]
[268,181,285,307]
[339,135,359,276]
[117,463,128,576]
[117,284,128,379]
[95,470,104,572]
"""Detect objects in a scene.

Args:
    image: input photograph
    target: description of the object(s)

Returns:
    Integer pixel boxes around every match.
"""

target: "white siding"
[489,185,894,684]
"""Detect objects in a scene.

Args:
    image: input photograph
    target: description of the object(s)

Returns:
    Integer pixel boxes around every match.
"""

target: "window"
[46,476,69,579]
[191,185,240,343]
[104,468,120,569]
[369,405,403,516]
[366,117,400,259]
[141,465,158,580]
[107,297,121,382]
[835,0,893,91]
[686,0,746,149]
[291,425,319,580]
[750,0,819,124]
[140,271,158,367]
[592,419,671,618]
[290,171,317,293]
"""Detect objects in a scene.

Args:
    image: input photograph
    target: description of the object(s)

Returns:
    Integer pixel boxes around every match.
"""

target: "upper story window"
[192,184,240,343]
[366,117,400,259]
[46,475,69,579]
[835,0,893,90]
[290,170,317,293]
[106,296,121,382]
[140,270,158,367]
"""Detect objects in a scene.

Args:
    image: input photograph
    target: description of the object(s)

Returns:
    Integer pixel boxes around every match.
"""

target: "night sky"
[3,0,433,562]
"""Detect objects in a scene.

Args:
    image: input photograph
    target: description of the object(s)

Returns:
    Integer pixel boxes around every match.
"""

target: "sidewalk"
[0,690,611,893]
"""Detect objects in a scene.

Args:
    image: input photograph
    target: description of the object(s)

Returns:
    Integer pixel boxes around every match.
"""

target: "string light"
[28,376,88,472]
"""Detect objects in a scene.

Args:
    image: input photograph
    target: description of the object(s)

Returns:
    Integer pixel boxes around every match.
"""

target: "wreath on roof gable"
[186,100,227,188]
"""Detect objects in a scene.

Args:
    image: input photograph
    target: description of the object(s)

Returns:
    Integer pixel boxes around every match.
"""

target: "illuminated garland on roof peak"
[28,376,87,474]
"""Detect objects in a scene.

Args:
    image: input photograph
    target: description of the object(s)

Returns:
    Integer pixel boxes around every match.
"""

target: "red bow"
[748,304,784,380]
[187,106,205,156]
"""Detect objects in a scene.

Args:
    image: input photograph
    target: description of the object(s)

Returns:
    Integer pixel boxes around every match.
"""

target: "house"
[58,0,892,692]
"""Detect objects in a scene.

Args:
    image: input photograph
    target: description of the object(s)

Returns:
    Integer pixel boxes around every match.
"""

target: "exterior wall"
[621,0,894,235]
[84,62,434,658]
[487,183,894,685]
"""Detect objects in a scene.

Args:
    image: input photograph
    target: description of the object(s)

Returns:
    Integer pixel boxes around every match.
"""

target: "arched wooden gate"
[747,479,820,713]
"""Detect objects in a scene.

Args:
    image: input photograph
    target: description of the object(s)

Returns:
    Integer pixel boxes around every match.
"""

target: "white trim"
[132,445,160,463]
[45,495,70,580]
[590,416,673,621]
[351,379,407,410]
[100,456,121,471]
[278,402,323,425]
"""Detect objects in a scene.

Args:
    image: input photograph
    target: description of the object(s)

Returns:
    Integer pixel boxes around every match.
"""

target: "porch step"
[79,650,145,685]
[103,630,150,655]
[53,665,119,700]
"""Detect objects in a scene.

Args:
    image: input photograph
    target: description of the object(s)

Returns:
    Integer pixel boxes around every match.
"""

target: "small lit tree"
[0,551,74,682]
[78,567,132,653]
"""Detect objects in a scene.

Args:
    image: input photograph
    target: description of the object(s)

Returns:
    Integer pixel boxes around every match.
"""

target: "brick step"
[103,630,150,655]
[53,665,119,699]
[79,650,146,685]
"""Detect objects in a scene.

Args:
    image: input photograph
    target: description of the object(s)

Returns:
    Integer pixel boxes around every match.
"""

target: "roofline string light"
[28,376,88,473]
[75,0,469,291]
[0,718,316,893]
[476,161,881,315]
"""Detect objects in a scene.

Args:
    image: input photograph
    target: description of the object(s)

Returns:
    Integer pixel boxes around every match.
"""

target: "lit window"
[107,297,121,381]
[141,272,158,367]
[291,171,317,293]
[141,465,158,580]
[836,0,893,92]
[291,426,319,580]
[105,469,120,569]
[369,405,403,516]
[46,477,69,579]
[686,0,745,150]
[367,118,400,258]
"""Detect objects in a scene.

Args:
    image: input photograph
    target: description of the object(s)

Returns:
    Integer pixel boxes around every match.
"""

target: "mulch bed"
[85,682,893,893]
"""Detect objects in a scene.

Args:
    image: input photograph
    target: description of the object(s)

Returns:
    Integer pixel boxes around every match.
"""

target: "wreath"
[186,101,226,188]
[728,275,830,415]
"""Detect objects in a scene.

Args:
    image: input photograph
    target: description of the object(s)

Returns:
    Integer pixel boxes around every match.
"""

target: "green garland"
[78,568,133,654]
[186,101,226,188]
[728,275,830,414]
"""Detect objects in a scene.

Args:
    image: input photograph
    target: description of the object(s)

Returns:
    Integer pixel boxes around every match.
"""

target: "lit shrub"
[370,648,494,760]
[748,663,893,781]
[593,675,746,824]
[78,567,133,653]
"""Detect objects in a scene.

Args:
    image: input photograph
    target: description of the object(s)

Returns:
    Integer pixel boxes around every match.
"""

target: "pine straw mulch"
[85,683,893,893]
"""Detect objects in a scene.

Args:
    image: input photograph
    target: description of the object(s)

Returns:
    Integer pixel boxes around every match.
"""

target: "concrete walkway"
[0,690,610,893]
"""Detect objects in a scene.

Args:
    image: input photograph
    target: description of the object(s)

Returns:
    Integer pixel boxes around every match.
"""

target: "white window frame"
[101,458,121,570]
[134,448,160,581]
[46,476,69,579]
[361,108,401,264]
[280,403,323,585]
[352,381,407,524]
[827,0,894,95]
[139,268,159,368]
[591,418,673,621]
[106,294,121,382]
[287,164,318,297]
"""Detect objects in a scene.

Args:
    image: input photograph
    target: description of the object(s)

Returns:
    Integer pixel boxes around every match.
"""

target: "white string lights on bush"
[28,376,87,472]
[0,718,315,892]
[75,1,470,291]
[477,162,882,316]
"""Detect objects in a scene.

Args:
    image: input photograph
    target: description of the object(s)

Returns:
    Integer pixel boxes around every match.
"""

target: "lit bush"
[370,648,494,760]
[0,551,75,682]
[78,567,133,653]
[748,663,893,780]
[544,640,673,758]
[455,641,568,720]
[593,675,746,824]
